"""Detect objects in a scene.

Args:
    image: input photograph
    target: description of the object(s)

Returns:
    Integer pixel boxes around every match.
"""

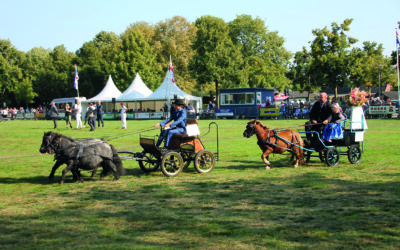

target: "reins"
[101,127,158,142]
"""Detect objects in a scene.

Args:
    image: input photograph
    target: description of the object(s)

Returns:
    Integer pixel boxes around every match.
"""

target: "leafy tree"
[190,15,245,105]
[0,39,37,107]
[308,19,358,96]
[118,27,160,90]
[75,31,122,98]
[228,15,291,90]
[34,45,76,104]
[152,16,197,93]
[287,48,321,99]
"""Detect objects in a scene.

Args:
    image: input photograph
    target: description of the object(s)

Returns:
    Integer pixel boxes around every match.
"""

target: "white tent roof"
[117,72,153,101]
[88,75,122,101]
[141,70,201,102]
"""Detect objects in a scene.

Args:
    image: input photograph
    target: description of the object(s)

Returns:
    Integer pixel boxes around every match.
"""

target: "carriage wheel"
[161,151,183,177]
[180,151,192,169]
[194,150,215,174]
[347,145,362,164]
[138,153,160,172]
[325,147,340,167]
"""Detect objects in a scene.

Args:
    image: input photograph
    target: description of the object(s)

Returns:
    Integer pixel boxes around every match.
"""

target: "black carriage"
[300,109,366,167]
[118,119,219,177]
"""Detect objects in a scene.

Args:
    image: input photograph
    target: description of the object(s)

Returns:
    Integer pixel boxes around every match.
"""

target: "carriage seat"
[173,118,200,139]
[167,118,201,150]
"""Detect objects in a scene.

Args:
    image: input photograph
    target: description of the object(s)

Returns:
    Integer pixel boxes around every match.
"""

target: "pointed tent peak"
[88,75,122,101]
[118,72,153,101]
[143,68,199,101]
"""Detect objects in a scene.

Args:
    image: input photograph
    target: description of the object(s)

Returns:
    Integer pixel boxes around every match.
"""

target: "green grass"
[0,118,399,249]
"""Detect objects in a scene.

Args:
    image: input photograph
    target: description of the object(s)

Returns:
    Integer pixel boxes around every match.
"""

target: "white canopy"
[117,72,153,101]
[141,70,201,103]
[88,75,122,101]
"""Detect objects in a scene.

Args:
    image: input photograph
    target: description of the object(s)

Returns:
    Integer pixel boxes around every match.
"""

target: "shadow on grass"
[1,172,399,248]
[224,157,301,170]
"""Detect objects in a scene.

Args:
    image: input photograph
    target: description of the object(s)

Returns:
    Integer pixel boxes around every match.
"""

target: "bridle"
[41,133,61,153]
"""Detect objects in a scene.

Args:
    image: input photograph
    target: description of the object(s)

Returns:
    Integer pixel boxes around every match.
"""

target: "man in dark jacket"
[307,92,333,138]
[49,102,59,129]
[154,99,186,148]
[97,100,104,128]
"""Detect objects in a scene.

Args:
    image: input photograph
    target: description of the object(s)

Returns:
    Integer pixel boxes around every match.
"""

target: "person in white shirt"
[74,100,83,129]
[121,102,127,129]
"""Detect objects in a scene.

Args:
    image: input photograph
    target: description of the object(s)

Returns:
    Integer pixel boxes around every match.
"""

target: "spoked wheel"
[194,150,216,174]
[138,153,160,172]
[325,147,340,167]
[180,151,192,169]
[161,151,184,177]
[348,145,362,164]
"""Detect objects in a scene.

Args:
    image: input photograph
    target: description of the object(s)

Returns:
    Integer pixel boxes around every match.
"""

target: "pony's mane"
[251,119,269,130]
[48,131,76,142]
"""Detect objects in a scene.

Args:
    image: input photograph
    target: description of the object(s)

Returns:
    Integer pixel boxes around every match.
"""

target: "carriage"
[118,119,219,177]
[243,106,367,169]
[300,107,366,167]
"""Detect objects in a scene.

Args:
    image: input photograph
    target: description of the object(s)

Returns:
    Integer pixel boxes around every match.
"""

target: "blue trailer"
[218,88,275,118]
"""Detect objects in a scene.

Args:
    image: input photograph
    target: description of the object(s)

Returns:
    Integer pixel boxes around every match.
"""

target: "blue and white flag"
[74,64,79,90]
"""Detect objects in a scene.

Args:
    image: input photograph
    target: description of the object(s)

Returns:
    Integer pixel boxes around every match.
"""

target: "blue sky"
[1,0,399,56]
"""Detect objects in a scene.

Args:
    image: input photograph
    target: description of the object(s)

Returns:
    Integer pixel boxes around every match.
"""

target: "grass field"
[0,118,399,249]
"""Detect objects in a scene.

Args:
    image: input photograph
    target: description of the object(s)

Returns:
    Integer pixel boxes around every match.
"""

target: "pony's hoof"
[293,165,298,168]
[59,180,64,184]
[265,166,271,170]
[113,177,119,181]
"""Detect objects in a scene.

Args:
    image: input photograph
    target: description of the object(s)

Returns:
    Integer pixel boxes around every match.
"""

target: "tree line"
[0,15,398,108]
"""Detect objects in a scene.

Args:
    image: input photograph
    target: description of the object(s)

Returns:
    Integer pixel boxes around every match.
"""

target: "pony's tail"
[111,145,125,175]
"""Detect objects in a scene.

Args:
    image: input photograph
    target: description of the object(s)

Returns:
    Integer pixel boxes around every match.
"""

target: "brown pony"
[243,119,304,169]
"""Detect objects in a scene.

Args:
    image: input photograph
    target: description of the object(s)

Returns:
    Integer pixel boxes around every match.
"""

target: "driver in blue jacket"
[154,99,187,148]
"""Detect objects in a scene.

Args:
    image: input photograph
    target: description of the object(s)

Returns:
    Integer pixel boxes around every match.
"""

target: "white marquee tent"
[82,75,122,116]
[87,75,122,102]
[117,72,153,101]
[139,69,202,112]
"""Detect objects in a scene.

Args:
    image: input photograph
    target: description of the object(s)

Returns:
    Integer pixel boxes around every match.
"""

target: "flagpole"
[74,64,80,98]
[397,27,400,117]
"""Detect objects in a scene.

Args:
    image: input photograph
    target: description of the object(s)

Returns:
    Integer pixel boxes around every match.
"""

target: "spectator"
[260,100,267,108]
[187,103,195,118]
[49,102,59,129]
[65,103,72,128]
[163,103,168,118]
[208,101,214,112]
[121,102,127,129]
[97,100,104,128]
[74,100,83,129]
[88,103,96,131]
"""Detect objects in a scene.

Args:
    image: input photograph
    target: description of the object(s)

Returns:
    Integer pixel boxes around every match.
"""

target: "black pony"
[39,131,124,184]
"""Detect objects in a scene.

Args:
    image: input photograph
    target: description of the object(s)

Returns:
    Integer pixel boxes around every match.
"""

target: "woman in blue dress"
[322,103,346,142]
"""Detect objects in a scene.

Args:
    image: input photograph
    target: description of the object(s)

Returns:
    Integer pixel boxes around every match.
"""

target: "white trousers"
[121,114,127,128]
[75,114,82,128]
